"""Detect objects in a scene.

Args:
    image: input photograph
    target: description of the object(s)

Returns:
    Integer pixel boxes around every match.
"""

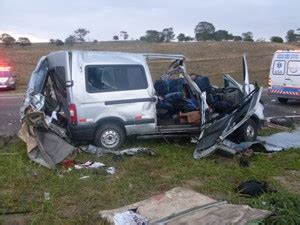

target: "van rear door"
[270,52,287,87]
[285,55,300,91]
[270,51,300,98]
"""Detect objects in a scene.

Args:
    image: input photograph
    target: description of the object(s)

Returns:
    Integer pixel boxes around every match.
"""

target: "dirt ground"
[1,41,300,88]
[273,170,300,195]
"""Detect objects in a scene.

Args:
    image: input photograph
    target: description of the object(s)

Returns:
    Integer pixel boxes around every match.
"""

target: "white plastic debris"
[106,167,116,175]
[113,210,149,225]
[79,176,90,180]
[75,161,105,170]
[44,192,50,200]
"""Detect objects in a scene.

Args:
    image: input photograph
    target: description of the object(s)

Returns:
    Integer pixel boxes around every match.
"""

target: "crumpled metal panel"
[194,87,262,159]
[27,128,75,169]
[20,56,48,119]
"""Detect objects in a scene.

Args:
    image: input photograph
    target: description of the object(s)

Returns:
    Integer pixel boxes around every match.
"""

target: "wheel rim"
[246,125,255,139]
[101,129,120,148]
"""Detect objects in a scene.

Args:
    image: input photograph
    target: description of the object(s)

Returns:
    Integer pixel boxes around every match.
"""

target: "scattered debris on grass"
[113,209,149,225]
[269,117,294,128]
[106,167,116,175]
[81,145,156,158]
[99,187,271,224]
[44,192,50,201]
[74,161,105,170]
[236,180,270,197]
[258,128,300,151]
[79,176,90,180]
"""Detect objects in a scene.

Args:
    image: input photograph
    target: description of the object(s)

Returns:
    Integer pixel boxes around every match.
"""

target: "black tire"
[278,97,288,104]
[94,122,125,149]
[237,118,258,142]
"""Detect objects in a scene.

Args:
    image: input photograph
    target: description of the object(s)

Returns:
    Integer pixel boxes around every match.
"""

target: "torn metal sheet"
[258,128,300,151]
[99,187,271,225]
[20,56,48,119]
[194,87,262,159]
[28,129,76,169]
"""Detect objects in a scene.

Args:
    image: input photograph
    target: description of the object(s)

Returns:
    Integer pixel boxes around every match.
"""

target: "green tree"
[233,36,242,41]
[213,30,232,41]
[194,21,215,41]
[286,29,296,42]
[185,36,194,42]
[120,31,129,40]
[55,39,64,46]
[242,32,254,41]
[2,35,15,47]
[65,35,76,45]
[296,28,300,42]
[1,33,11,40]
[161,27,175,42]
[74,28,89,42]
[113,35,119,40]
[140,30,163,42]
[270,36,283,43]
[17,37,31,46]
[177,33,186,42]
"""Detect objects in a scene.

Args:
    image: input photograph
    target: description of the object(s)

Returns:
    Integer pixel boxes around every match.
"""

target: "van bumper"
[68,124,96,141]
[268,87,300,100]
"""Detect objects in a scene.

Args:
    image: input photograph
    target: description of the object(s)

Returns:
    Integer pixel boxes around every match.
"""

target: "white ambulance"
[268,50,300,103]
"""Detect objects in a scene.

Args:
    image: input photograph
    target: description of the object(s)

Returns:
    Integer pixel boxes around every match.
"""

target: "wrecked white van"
[21,51,264,160]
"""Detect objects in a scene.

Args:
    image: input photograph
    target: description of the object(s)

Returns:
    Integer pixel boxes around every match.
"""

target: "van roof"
[47,51,185,65]
[275,50,300,53]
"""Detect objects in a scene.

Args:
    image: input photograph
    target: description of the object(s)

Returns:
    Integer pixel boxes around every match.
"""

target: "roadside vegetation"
[1,41,300,94]
[0,130,299,224]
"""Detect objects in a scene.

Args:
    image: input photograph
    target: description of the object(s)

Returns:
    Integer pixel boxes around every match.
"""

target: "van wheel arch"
[94,118,126,149]
[278,97,288,104]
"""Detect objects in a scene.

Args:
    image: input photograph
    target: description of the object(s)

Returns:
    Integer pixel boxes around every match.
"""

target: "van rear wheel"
[278,98,288,104]
[94,123,125,149]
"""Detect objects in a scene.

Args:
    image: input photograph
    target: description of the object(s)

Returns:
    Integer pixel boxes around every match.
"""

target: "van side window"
[85,65,148,93]
[272,60,285,75]
[287,61,300,76]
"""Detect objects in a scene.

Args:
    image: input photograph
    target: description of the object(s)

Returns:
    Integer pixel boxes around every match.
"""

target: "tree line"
[1,22,299,47]
[0,33,31,47]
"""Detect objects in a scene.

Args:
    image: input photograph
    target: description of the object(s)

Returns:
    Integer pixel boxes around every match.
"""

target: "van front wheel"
[95,123,125,149]
[237,118,258,142]
[278,98,288,104]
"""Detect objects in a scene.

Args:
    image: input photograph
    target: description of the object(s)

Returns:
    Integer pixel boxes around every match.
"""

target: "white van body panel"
[268,50,300,100]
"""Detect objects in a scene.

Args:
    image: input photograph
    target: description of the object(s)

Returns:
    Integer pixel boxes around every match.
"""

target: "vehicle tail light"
[268,78,272,88]
[0,66,11,71]
[68,103,77,125]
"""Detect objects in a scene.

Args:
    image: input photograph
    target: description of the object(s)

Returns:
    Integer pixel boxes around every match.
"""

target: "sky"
[0,0,299,42]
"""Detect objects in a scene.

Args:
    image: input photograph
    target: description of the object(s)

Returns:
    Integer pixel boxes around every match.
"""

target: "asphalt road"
[0,91,299,136]
[0,94,23,135]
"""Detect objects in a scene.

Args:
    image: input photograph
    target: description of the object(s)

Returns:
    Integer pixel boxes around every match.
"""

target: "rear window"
[287,61,300,76]
[85,65,148,93]
[272,60,285,75]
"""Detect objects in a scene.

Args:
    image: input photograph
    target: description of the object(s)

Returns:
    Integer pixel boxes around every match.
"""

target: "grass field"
[0,132,300,224]
[1,41,300,224]
[1,41,300,90]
